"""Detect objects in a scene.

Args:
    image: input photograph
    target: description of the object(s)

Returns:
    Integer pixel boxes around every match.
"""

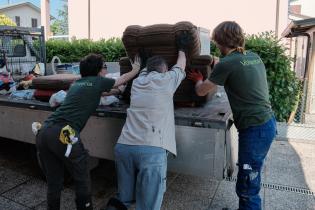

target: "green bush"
[0,14,16,26]
[211,32,301,122]
[210,41,221,57]
[45,38,126,63]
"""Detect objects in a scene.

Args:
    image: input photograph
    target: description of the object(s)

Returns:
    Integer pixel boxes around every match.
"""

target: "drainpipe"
[41,0,50,40]
[88,0,91,39]
[275,0,280,38]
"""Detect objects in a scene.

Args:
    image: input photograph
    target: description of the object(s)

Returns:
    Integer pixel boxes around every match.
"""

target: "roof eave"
[282,18,315,38]
[282,21,295,37]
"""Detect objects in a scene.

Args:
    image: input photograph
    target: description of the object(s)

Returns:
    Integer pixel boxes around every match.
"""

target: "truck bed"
[0,88,237,178]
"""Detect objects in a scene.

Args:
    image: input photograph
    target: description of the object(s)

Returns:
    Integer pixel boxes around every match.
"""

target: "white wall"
[68,0,89,39]
[68,0,289,40]
[1,6,41,27]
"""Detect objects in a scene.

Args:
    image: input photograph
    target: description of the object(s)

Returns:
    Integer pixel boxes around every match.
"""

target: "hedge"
[45,38,126,63]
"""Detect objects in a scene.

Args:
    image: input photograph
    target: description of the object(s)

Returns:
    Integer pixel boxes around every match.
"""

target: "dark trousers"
[236,116,276,210]
[36,123,92,210]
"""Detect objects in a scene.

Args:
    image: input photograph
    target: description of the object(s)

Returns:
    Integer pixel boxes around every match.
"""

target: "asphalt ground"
[0,138,315,210]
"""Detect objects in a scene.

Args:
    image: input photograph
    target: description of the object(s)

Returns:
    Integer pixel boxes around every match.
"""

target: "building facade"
[289,0,315,20]
[0,2,41,28]
[67,0,289,40]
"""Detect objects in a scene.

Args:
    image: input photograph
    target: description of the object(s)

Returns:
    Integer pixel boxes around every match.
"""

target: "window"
[31,18,38,28]
[15,16,20,26]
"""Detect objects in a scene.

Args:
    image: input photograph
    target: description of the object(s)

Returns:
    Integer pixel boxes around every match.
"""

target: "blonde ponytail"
[236,46,245,54]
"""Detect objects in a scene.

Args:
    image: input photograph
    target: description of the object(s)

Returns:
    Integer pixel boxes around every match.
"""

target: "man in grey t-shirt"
[105,32,191,210]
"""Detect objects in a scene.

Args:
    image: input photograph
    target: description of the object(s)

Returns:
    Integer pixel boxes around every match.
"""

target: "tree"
[0,14,16,26]
[51,2,68,35]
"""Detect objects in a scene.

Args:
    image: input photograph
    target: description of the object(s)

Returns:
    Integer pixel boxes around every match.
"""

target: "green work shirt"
[209,51,273,129]
[44,76,115,132]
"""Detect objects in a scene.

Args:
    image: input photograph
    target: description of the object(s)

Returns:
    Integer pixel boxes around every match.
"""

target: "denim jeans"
[114,143,167,210]
[236,116,276,210]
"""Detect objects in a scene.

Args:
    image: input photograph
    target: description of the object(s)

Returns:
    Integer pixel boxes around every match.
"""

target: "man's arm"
[102,85,125,96]
[113,55,141,88]
[175,30,192,71]
[102,89,120,96]
[176,50,186,70]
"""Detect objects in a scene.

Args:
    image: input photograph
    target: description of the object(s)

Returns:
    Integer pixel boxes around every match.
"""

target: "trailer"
[0,85,237,180]
[0,25,238,180]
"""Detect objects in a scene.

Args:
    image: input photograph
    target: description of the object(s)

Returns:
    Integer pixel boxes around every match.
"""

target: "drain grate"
[224,176,315,196]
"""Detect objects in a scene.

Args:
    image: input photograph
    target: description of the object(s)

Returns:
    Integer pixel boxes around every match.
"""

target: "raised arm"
[176,50,186,70]
[175,31,192,70]
[113,55,141,88]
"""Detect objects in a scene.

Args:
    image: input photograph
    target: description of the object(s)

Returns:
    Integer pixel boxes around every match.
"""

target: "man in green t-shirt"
[36,53,141,210]
[188,21,276,210]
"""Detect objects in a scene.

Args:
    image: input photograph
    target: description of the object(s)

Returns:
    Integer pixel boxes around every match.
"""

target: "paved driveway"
[0,138,314,210]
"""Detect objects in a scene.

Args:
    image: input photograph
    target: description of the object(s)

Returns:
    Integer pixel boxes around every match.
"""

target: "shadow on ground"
[0,138,314,210]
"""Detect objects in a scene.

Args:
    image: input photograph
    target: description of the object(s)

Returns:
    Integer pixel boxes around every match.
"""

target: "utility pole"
[88,0,90,39]
[41,0,51,40]
[275,0,280,38]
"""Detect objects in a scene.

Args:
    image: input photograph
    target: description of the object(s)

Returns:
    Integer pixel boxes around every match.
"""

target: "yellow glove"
[59,125,76,144]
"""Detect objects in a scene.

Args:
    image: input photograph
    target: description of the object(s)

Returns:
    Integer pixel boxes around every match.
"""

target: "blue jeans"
[114,144,167,210]
[236,116,276,210]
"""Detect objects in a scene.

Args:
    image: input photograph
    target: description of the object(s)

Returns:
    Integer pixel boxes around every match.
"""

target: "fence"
[0,26,46,78]
[276,36,315,142]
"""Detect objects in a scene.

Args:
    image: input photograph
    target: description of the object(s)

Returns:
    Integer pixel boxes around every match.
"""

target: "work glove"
[187,69,203,83]
[176,31,192,52]
[138,48,152,69]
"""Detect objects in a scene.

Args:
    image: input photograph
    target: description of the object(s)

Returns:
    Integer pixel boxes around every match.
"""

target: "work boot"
[75,196,93,210]
[47,199,60,210]
[102,197,127,210]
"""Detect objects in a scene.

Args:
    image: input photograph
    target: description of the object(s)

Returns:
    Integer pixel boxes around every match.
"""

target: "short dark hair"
[212,21,245,49]
[146,56,167,73]
[80,53,104,77]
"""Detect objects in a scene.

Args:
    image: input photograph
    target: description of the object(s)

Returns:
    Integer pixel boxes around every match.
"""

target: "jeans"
[114,144,167,210]
[36,123,92,210]
[236,116,276,210]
